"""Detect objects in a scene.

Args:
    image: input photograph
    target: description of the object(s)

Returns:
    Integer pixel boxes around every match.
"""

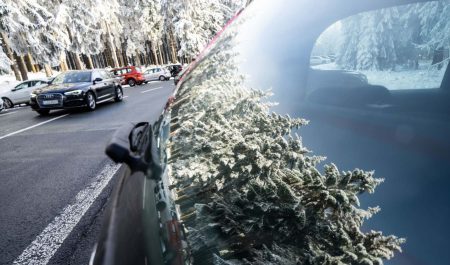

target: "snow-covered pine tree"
[29,0,71,73]
[97,0,123,68]
[338,7,401,71]
[336,14,362,69]
[171,0,234,60]
[0,0,52,79]
[117,0,163,65]
[167,19,405,264]
[60,0,104,69]
[0,40,10,73]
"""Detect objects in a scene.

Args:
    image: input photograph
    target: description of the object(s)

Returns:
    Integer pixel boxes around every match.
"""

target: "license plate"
[42,100,58,105]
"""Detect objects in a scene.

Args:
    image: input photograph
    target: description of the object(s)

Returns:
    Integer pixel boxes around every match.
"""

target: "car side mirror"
[93,77,103,84]
[105,122,162,179]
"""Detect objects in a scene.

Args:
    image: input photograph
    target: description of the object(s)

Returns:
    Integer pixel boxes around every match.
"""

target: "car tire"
[128,79,136,87]
[2,98,13,109]
[114,87,123,102]
[159,76,165,81]
[36,109,50,116]
[85,91,96,111]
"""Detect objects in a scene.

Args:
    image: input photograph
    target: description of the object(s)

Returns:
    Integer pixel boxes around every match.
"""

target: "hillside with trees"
[0,0,247,80]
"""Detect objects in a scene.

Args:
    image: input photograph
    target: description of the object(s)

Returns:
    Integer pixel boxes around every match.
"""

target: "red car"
[111,66,145,87]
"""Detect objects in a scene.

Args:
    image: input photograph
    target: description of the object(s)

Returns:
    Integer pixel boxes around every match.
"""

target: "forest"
[0,0,247,81]
[337,1,450,71]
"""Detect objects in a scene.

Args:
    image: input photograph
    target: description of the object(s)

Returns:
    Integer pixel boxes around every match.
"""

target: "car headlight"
[64,90,83,96]
[30,93,37,98]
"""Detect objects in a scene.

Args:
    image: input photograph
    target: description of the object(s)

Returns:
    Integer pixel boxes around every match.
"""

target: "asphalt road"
[0,80,174,265]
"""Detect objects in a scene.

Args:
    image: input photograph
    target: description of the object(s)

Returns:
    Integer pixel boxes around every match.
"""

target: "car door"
[101,70,116,97]
[151,68,158,80]
[91,71,109,100]
[10,82,30,104]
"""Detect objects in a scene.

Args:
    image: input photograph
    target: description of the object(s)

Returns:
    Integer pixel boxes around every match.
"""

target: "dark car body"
[111,66,145,86]
[166,64,183,77]
[30,70,122,114]
[94,1,450,265]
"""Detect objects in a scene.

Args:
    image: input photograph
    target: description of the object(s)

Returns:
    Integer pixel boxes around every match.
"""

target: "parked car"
[143,67,171,82]
[111,66,145,87]
[0,79,48,108]
[93,0,450,265]
[166,63,183,77]
[174,67,188,86]
[0,97,4,112]
[30,70,123,115]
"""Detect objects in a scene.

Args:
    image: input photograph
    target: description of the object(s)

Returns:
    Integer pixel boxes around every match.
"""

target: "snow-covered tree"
[171,0,235,59]
[118,0,163,63]
[167,22,405,264]
[60,0,103,64]
[96,0,123,67]
[0,41,10,73]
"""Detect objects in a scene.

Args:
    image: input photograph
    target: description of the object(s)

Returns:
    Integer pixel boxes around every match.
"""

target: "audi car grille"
[37,93,64,108]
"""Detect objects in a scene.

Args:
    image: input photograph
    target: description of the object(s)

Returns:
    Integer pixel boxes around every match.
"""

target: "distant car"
[30,70,123,115]
[166,64,183,77]
[111,66,145,87]
[143,67,171,82]
[174,67,188,86]
[0,79,48,108]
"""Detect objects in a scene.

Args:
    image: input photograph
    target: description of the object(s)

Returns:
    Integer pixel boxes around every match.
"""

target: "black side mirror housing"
[105,122,162,179]
[93,77,103,85]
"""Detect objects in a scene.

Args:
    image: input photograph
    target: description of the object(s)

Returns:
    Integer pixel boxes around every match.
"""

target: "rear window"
[310,1,449,91]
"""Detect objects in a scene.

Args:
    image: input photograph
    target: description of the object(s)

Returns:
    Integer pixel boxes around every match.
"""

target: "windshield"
[52,71,92,84]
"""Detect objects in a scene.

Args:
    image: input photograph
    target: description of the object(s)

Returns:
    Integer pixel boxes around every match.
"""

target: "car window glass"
[126,68,132,73]
[14,82,28,90]
[309,1,449,91]
[101,71,110,79]
[92,71,101,81]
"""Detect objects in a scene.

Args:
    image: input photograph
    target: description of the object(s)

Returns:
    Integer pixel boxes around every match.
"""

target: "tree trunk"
[116,48,124,67]
[85,54,94,69]
[44,64,53,77]
[169,29,179,63]
[134,50,142,67]
[73,53,84,70]
[157,47,163,66]
[14,53,28,81]
[1,31,22,81]
[59,52,68,72]
[151,45,159,65]
[25,53,37,73]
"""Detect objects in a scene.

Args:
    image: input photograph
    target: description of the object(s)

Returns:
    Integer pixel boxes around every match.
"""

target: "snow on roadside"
[313,62,447,90]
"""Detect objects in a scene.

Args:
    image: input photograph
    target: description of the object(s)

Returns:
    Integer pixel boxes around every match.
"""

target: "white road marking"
[0,111,18,116]
[13,163,121,265]
[0,114,69,140]
[141,87,163,94]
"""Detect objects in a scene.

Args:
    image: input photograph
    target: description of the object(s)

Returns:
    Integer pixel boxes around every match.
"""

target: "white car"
[143,67,171,82]
[0,79,48,108]
[0,97,4,112]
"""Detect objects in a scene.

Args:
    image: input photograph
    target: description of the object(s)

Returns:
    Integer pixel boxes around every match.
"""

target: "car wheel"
[114,87,123,102]
[85,92,96,111]
[159,75,165,81]
[128,79,136,87]
[36,109,50,116]
[2,98,13,109]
